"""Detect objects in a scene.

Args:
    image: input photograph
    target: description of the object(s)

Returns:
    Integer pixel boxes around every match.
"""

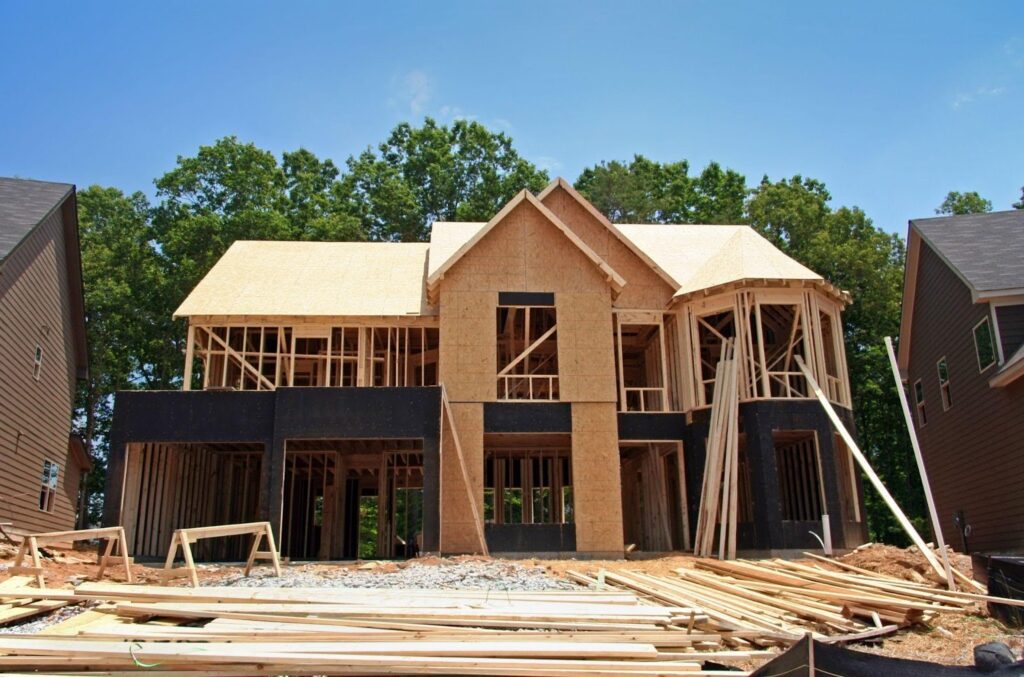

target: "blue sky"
[1,1,1021,234]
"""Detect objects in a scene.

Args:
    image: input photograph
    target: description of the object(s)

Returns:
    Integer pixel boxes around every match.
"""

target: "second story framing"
[174,178,853,413]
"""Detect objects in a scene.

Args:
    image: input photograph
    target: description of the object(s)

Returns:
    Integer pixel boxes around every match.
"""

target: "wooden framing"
[614,311,673,412]
[496,304,559,401]
[162,521,282,588]
[188,323,439,391]
[484,444,573,526]
[681,288,851,410]
[10,527,133,588]
[618,441,687,551]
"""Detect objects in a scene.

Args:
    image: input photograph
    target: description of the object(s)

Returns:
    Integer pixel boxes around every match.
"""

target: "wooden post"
[884,336,956,590]
[794,355,948,579]
[183,324,195,391]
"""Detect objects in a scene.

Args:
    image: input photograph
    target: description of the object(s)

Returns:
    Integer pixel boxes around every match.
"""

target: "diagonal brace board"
[793,355,947,580]
[202,327,276,390]
[497,325,557,377]
[439,385,489,555]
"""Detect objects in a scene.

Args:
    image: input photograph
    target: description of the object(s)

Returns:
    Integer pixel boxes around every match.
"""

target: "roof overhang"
[426,189,626,302]
[896,224,922,372]
[669,277,850,308]
[989,345,1024,388]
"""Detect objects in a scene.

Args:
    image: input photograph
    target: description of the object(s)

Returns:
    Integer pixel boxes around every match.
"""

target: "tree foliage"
[343,118,549,242]
[936,190,992,215]
[575,155,746,224]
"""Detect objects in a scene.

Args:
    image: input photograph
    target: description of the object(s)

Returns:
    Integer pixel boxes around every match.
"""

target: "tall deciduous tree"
[343,118,550,241]
[936,190,992,215]
[75,186,166,522]
[574,156,746,224]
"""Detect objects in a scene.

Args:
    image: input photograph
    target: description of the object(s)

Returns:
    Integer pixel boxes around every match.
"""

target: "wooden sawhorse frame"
[161,521,282,587]
[10,526,133,588]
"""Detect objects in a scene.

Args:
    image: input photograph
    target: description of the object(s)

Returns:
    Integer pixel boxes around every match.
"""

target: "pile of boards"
[572,555,1005,645]
[0,581,768,676]
[1,555,1018,675]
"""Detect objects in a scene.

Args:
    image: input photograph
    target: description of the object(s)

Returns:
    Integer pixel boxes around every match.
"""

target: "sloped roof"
[179,180,845,320]
[427,221,486,280]
[0,177,74,261]
[174,241,432,318]
[614,224,829,299]
[425,190,626,297]
[910,210,1024,296]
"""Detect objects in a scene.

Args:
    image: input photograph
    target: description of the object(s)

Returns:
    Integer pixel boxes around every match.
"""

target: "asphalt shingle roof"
[0,177,74,261]
[911,210,1024,293]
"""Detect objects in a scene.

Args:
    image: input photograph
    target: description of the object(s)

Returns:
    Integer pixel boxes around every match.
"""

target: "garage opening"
[119,442,262,560]
[619,441,687,551]
[282,439,423,561]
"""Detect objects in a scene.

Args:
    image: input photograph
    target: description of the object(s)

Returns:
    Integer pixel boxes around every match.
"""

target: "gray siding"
[906,242,1024,553]
[0,202,81,533]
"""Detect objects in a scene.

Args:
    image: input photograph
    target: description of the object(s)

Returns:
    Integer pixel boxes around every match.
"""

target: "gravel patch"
[211,560,582,591]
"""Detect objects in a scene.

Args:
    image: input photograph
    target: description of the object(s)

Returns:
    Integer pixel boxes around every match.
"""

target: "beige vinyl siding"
[0,202,80,533]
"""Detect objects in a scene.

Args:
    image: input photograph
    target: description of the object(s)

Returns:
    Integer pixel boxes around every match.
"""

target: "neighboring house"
[898,209,1024,554]
[0,177,91,535]
[103,178,865,559]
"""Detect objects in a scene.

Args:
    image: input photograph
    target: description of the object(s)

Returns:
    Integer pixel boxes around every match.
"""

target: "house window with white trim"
[936,358,952,411]
[913,379,927,427]
[39,460,58,512]
[33,345,43,380]
[973,318,996,371]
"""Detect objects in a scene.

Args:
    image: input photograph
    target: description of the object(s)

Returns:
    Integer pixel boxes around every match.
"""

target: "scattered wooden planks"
[0,582,765,676]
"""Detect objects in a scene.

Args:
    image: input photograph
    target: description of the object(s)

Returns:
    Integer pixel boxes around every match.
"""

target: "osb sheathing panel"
[542,187,675,310]
[571,402,625,553]
[438,200,617,403]
[439,402,485,553]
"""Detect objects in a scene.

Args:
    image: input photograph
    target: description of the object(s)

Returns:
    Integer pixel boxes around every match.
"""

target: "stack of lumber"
[572,556,1018,649]
[0,575,66,626]
[0,582,767,675]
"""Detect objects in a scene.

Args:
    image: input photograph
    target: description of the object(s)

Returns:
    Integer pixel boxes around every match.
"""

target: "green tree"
[936,191,992,215]
[574,155,747,224]
[746,176,918,544]
[1013,187,1023,210]
[75,186,166,523]
[343,118,550,241]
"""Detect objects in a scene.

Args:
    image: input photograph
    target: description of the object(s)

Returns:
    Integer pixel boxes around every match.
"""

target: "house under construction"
[102,178,867,559]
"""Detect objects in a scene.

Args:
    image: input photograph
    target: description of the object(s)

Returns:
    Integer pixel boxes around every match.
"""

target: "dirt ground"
[1,540,1021,666]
